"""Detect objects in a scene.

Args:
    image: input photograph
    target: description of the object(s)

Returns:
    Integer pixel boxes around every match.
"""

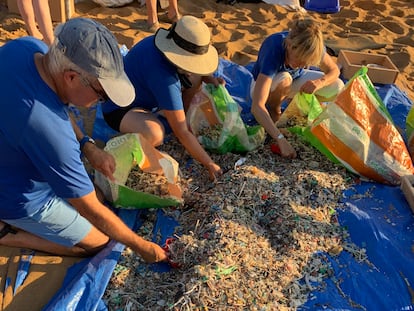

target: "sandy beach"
[0,0,413,100]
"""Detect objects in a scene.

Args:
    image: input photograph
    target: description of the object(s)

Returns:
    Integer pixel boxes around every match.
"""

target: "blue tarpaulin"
[44,59,414,310]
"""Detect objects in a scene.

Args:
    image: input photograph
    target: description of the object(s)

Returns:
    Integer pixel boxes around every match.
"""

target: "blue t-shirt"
[102,36,183,114]
[251,31,303,81]
[0,37,94,219]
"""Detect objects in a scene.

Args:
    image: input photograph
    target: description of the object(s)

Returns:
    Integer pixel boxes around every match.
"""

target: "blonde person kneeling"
[251,13,344,159]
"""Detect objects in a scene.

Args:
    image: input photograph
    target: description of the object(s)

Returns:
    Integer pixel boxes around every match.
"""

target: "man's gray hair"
[47,25,95,81]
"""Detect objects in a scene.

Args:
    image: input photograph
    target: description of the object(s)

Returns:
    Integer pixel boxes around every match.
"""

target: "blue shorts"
[5,196,92,247]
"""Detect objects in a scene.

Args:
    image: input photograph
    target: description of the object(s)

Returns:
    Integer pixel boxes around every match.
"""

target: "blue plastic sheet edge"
[42,209,142,311]
[301,182,414,311]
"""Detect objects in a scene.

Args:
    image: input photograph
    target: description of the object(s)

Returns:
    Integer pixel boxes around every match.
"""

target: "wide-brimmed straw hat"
[154,15,218,75]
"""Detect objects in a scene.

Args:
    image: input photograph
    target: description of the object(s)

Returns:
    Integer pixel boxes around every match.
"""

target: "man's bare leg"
[0,221,109,257]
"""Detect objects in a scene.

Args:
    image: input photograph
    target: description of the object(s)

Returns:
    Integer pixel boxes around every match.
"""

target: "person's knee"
[268,78,291,106]
[133,127,164,147]
[0,222,17,242]
[271,72,292,92]
[76,226,110,255]
[275,78,292,94]
[149,127,165,147]
[138,124,164,147]
[119,112,165,146]
[269,77,292,107]
[315,78,345,102]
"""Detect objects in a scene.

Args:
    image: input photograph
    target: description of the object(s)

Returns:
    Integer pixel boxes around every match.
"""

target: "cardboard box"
[337,50,399,84]
[400,175,414,214]
[7,0,74,23]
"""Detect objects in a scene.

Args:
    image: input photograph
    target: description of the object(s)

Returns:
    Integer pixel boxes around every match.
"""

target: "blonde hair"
[285,14,324,66]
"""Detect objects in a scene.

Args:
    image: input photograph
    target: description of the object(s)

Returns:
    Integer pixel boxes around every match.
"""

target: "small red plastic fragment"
[270,143,281,155]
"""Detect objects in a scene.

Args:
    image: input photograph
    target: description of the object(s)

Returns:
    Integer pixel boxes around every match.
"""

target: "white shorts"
[251,69,344,100]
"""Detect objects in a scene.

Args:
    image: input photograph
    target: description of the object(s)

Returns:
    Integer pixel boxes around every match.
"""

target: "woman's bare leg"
[16,0,43,40]
[32,0,54,45]
[267,78,291,122]
[167,0,180,21]
[119,109,165,147]
[145,0,158,26]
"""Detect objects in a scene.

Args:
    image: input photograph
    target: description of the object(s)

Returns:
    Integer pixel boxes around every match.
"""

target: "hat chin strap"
[167,23,209,55]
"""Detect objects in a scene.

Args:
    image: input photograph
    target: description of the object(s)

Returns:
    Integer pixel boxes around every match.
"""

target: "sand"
[0,0,413,101]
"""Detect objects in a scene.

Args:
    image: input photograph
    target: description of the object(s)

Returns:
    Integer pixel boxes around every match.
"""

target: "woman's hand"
[202,75,226,87]
[300,78,325,94]
[206,162,223,181]
[276,136,297,159]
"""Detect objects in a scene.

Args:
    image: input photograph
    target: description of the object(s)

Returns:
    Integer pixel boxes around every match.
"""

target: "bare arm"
[70,114,116,181]
[163,109,222,180]
[70,115,86,141]
[300,53,341,94]
[69,191,167,263]
[251,74,296,159]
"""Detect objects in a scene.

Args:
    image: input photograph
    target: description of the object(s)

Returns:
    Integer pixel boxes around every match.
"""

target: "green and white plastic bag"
[95,133,182,209]
[187,84,265,154]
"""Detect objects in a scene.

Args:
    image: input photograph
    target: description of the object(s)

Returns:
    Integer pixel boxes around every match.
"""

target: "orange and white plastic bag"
[310,67,414,185]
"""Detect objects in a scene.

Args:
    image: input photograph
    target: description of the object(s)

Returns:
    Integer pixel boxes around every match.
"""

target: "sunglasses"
[86,80,109,104]
[71,70,109,104]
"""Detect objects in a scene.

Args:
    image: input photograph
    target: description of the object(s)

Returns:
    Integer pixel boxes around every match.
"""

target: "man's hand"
[83,144,116,182]
[137,240,168,263]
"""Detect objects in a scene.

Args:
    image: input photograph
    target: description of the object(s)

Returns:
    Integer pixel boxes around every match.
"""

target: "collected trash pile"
[102,134,371,310]
[125,167,171,197]
[101,69,410,310]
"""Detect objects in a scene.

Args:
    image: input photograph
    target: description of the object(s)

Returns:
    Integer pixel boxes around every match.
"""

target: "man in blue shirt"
[0,18,167,262]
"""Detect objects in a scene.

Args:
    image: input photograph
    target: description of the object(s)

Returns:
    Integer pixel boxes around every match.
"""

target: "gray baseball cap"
[56,17,134,107]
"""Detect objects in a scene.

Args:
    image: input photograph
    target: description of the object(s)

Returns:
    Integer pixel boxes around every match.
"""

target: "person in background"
[102,15,224,181]
[17,0,54,45]
[251,13,344,159]
[145,0,181,32]
[0,17,167,263]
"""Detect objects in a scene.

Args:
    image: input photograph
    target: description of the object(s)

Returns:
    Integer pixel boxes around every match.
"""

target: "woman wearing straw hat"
[102,15,224,181]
